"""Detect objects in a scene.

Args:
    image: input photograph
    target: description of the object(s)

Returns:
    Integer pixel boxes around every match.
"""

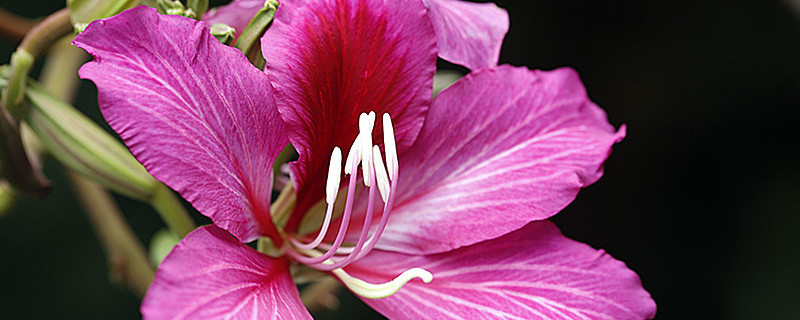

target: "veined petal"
[381,65,625,254]
[142,226,311,320]
[262,0,436,230]
[345,221,656,320]
[202,0,263,40]
[74,6,288,242]
[423,0,509,70]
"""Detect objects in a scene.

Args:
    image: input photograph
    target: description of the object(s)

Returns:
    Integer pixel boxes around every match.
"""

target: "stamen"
[332,266,433,299]
[286,147,361,265]
[290,147,341,251]
[344,134,361,176]
[325,147,343,205]
[382,113,398,181]
[311,172,378,271]
[372,145,390,203]
[358,113,374,186]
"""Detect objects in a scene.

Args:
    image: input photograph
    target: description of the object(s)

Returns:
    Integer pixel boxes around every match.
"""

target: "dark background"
[1,0,799,319]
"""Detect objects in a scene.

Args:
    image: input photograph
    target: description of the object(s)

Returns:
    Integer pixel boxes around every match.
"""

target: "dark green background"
[1,0,798,319]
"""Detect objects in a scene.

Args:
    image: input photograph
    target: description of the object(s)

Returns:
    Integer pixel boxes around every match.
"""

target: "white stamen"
[344,134,361,175]
[372,146,390,203]
[382,113,398,181]
[325,147,342,205]
[333,266,433,299]
[359,113,374,186]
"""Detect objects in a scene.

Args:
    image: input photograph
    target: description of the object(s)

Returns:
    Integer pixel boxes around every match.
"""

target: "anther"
[326,147,342,205]
[373,145,390,203]
[359,113,374,186]
[344,134,360,176]
[382,113,398,181]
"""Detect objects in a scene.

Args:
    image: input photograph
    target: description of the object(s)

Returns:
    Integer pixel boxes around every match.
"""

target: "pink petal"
[142,226,311,320]
[202,0,263,40]
[74,6,287,242]
[346,221,656,320]
[380,65,626,254]
[261,0,436,230]
[423,0,509,70]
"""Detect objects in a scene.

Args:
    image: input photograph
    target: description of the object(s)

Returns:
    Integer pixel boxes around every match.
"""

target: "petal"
[381,65,625,254]
[74,6,288,242]
[346,221,656,320]
[261,0,437,229]
[142,226,311,320]
[423,0,509,70]
[202,0,263,40]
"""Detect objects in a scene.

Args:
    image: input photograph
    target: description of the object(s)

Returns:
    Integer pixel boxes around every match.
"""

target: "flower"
[74,1,656,319]
[204,0,509,70]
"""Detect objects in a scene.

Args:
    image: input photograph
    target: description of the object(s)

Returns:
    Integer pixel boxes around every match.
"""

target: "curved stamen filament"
[311,171,377,271]
[285,147,360,265]
[290,147,342,251]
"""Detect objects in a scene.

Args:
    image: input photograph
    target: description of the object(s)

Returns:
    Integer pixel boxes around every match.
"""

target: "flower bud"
[22,81,159,201]
[210,23,236,46]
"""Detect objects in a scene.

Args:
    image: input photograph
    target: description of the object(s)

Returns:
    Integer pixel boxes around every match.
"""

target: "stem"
[0,9,71,197]
[0,8,36,43]
[68,171,154,297]
[270,182,296,229]
[4,8,72,118]
[149,184,196,238]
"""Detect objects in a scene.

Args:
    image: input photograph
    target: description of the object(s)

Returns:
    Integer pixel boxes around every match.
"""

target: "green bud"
[234,0,279,68]
[157,0,197,19]
[2,49,33,119]
[210,23,236,46]
[148,228,181,266]
[21,81,159,201]
[67,0,139,28]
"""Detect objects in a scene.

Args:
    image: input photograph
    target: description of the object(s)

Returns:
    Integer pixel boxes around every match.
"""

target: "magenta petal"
[202,0,263,40]
[346,221,656,320]
[262,0,436,229]
[424,0,509,70]
[74,6,288,242]
[377,65,625,254]
[142,226,311,320]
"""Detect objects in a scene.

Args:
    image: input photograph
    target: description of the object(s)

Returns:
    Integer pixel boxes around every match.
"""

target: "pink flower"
[74,2,655,319]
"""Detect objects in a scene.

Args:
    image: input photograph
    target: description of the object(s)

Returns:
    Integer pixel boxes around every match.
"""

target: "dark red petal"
[261,0,436,230]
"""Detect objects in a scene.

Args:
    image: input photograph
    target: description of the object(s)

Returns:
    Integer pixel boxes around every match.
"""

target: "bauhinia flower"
[74,1,656,319]
[204,0,509,70]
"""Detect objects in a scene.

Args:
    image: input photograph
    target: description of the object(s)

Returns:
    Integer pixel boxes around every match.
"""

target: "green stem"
[3,8,72,118]
[149,184,196,238]
[68,171,154,297]
[0,8,36,43]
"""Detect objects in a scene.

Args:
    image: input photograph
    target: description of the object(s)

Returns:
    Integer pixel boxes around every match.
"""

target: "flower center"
[283,112,431,299]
